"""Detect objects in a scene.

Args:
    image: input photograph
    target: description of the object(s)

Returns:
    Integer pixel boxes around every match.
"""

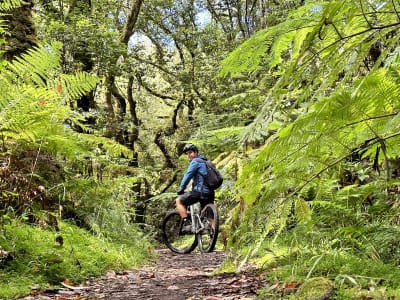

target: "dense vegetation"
[1,0,400,299]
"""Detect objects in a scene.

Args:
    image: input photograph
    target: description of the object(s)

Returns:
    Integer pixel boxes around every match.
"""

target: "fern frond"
[239,66,400,210]
[191,126,244,146]
[0,86,65,139]
[4,43,61,87]
[219,28,276,77]
[0,0,22,11]
[221,0,400,122]
[60,72,99,102]
[0,42,102,161]
[219,2,323,77]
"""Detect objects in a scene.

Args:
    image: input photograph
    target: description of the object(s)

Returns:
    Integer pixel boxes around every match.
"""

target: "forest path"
[23,248,266,300]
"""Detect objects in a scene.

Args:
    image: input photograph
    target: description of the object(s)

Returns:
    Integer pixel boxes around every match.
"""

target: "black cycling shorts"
[178,191,214,209]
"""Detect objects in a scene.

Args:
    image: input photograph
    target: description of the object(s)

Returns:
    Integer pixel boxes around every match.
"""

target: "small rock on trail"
[21,248,266,299]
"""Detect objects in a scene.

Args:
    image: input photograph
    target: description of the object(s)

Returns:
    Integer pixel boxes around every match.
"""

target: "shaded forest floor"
[21,248,266,299]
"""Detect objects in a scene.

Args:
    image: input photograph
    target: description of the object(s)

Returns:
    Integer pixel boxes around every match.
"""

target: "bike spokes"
[197,204,219,253]
[162,212,197,254]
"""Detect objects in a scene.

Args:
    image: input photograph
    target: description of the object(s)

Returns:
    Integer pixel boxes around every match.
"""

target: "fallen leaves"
[20,249,266,299]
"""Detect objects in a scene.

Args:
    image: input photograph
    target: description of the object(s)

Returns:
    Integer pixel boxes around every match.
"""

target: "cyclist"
[176,144,214,232]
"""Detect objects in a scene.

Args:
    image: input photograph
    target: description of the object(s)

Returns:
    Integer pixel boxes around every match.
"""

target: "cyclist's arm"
[179,160,200,191]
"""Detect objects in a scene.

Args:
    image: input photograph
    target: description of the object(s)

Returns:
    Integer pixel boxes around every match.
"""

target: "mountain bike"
[162,202,219,254]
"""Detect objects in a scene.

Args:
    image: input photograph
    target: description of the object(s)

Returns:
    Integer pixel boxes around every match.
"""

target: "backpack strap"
[192,157,208,193]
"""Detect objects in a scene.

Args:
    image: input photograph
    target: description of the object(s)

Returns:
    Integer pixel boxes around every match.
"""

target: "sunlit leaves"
[0,0,22,11]
[0,42,101,159]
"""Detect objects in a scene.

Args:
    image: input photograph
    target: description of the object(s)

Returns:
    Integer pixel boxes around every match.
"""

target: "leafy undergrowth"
[224,232,400,300]
[0,220,154,299]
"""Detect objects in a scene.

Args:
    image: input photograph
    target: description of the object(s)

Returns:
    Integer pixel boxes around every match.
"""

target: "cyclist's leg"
[176,191,201,218]
[175,196,188,218]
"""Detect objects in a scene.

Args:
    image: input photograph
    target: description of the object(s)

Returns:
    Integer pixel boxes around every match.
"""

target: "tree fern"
[223,1,400,270]
[229,65,400,268]
[0,42,132,161]
[262,71,400,193]
[219,2,322,77]
[221,0,400,141]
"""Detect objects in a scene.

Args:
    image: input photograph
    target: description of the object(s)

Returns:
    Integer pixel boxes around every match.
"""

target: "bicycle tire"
[162,211,197,254]
[197,203,219,253]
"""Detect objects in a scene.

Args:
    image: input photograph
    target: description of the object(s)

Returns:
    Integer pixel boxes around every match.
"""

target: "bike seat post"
[192,203,201,230]
[192,202,200,214]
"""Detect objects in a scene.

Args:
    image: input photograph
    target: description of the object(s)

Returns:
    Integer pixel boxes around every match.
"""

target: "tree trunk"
[1,0,38,61]
[67,1,96,111]
[103,0,143,146]
[122,0,143,44]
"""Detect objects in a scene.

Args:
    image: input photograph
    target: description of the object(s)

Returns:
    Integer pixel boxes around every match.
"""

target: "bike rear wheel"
[197,203,219,253]
[162,211,197,254]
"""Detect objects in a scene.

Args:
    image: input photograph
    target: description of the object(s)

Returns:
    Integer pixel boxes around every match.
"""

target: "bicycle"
[161,202,219,254]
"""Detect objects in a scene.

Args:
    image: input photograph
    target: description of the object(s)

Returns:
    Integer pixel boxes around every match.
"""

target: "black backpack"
[194,158,223,190]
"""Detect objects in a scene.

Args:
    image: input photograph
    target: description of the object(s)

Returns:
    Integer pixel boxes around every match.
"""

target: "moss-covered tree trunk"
[0,0,38,61]
[66,0,96,112]
[103,0,143,150]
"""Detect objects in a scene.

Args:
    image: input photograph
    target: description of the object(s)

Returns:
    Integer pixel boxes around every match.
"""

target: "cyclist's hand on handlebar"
[177,189,184,195]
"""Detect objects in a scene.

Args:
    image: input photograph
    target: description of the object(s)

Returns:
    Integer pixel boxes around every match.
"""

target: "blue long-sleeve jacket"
[179,154,211,194]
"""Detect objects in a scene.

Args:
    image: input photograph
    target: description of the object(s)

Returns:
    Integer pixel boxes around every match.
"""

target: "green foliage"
[0,41,136,221]
[62,176,143,243]
[0,41,136,165]
[228,68,400,288]
[0,36,151,299]
[220,0,400,147]
[219,28,276,77]
[251,230,400,298]
[0,0,22,11]
[146,192,177,240]
[0,42,102,159]
[240,67,400,201]
[219,2,320,77]
[3,0,400,297]
[0,219,153,299]
[218,0,400,296]
[190,125,245,154]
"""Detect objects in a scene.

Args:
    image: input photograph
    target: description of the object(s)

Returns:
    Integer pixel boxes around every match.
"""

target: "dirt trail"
[22,248,266,300]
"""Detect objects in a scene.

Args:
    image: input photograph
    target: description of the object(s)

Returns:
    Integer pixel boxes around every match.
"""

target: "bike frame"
[188,203,205,234]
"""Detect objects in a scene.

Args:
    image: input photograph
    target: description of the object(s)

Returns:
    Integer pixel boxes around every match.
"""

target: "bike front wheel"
[162,211,197,254]
[197,203,219,253]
